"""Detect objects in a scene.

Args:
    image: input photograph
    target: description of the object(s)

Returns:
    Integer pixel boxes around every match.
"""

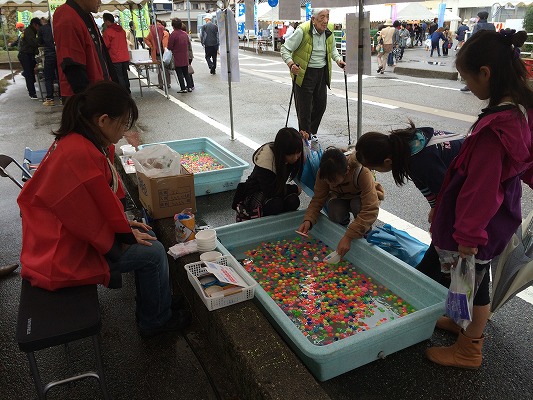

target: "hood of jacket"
[107,24,123,34]
[252,143,276,173]
[471,105,533,173]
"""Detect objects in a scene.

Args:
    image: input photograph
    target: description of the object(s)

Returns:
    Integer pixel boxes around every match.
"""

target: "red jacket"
[103,23,130,63]
[53,2,108,97]
[167,29,190,67]
[18,134,135,291]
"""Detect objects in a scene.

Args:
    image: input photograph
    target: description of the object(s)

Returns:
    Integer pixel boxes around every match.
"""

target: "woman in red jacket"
[18,81,190,338]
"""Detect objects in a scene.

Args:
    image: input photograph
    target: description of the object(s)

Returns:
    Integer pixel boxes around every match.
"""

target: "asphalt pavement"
[1,42,532,400]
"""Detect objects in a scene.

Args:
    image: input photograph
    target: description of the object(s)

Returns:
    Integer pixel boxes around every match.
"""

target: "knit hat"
[15,22,24,29]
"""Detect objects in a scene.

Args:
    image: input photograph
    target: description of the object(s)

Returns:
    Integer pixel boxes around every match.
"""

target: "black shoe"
[210,66,216,74]
[29,94,38,100]
[139,310,192,338]
[376,67,382,73]
[460,85,470,92]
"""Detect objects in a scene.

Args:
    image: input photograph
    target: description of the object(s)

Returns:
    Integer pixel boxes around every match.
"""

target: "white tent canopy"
[0,0,145,12]
[397,3,434,21]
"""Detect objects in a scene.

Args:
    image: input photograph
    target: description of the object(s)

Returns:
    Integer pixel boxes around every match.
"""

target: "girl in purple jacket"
[427,29,533,369]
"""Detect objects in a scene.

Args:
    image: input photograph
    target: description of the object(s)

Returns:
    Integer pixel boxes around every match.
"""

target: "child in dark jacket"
[232,127,304,220]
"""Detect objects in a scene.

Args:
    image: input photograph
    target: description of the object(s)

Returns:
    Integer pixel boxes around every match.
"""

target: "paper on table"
[203,261,248,287]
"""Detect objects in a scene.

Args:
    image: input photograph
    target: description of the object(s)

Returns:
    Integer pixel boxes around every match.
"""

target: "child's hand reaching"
[300,130,309,140]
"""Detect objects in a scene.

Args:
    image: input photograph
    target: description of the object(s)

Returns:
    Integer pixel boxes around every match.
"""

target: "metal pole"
[149,0,169,98]
[224,7,235,140]
[357,0,363,140]
[187,0,191,34]
[0,13,14,82]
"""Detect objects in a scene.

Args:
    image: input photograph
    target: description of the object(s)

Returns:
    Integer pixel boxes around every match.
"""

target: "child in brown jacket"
[298,148,384,257]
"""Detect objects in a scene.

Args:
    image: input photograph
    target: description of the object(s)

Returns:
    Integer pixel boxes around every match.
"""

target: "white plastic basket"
[185,255,257,311]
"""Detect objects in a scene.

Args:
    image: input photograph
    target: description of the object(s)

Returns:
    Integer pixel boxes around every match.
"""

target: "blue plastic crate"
[215,210,447,381]
[139,138,249,196]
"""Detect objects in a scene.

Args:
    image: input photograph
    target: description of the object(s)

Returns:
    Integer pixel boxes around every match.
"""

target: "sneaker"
[460,86,470,92]
[178,89,187,93]
[139,310,192,338]
[43,99,54,106]
[187,87,192,92]
[29,95,38,100]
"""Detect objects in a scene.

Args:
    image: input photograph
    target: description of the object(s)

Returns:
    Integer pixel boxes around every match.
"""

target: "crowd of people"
[7,4,533,375]
[8,4,198,102]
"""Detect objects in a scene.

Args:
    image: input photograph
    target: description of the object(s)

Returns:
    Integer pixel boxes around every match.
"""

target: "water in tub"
[232,236,416,346]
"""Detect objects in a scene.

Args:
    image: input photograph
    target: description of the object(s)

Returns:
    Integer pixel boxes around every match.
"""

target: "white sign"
[345,12,371,76]
[245,0,254,30]
[217,8,241,82]
[279,0,300,20]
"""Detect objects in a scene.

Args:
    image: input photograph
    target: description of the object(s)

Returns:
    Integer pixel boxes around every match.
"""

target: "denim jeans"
[43,54,58,99]
[115,231,172,331]
[18,52,36,96]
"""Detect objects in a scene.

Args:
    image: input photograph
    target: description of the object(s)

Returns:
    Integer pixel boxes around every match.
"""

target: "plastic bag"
[132,144,181,178]
[366,224,428,267]
[438,250,481,329]
[299,138,322,194]
[162,48,173,66]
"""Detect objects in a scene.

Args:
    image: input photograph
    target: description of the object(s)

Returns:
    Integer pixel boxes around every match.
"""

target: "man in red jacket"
[53,0,118,97]
[103,13,131,92]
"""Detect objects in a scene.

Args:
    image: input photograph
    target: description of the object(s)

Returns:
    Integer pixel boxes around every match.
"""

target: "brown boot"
[426,330,484,369]
[435,316,462,335]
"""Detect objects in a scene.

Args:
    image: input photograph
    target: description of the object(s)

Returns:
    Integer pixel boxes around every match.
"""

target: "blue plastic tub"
[139,138,249,196]
[215,210,447,381]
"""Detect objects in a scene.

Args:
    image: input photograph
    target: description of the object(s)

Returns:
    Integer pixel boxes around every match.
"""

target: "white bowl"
[196,229,216,241]
[197,245,216,252]
[200,251,222,262]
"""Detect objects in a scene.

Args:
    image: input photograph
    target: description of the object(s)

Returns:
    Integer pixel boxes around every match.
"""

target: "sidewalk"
[391,44,459,80]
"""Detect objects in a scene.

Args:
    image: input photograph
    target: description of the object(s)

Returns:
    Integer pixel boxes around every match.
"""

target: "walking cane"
[344,70,352,145]
[285,64,299,128]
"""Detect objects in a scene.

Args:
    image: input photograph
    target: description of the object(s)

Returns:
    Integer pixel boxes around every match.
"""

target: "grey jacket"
[201,22,219,47]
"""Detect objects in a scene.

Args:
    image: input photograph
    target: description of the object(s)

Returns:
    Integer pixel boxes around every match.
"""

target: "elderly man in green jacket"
[280,8,346,138]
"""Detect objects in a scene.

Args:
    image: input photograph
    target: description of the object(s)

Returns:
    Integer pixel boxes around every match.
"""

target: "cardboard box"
[136,166,196,219]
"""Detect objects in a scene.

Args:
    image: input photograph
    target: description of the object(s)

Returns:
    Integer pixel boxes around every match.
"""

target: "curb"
[393,66,458,81]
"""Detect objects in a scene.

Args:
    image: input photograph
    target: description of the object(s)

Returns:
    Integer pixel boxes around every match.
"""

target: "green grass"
[0,50,19,64]
[0,79,9,95]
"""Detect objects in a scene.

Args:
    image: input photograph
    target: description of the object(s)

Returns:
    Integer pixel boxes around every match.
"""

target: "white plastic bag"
[443,253,476,330]
[162,48,173,66]
[132,144,181,178]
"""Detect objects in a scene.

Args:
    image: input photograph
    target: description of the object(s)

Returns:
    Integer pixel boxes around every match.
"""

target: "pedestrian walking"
[168,18,193,93]
[460,11,496,92]
[181,22,194,90]
[376,20,394,74]
[17,17,41,100]
[280,8,346,138]
[201,15,219,75]
[455,20,470,50]
[102,13,131,93]
[398,23,410,60]
[426,29,533,369]
[38,18,59,106]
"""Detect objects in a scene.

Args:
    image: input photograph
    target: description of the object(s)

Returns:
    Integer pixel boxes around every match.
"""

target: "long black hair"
[456,29,533,109]
[271,127,303,193]
[55,81,138,151]
[355,121,415,186]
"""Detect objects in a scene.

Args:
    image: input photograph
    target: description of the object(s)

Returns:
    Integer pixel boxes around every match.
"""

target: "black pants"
[18,52,36,97]
[43,54,58,99]
[442,43,449,56]
[399,46,405,60]
[263,193,300,217]
[113,61,130,93]
[293,66,327,136]
[204,45,218,71]
[175,65,193,90]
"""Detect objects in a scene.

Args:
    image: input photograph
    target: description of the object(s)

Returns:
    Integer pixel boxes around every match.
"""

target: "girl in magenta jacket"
[427,30,533,369]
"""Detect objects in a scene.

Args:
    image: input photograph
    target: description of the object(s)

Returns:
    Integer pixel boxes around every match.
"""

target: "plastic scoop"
[323,251,341,264]
[295,230,309,238]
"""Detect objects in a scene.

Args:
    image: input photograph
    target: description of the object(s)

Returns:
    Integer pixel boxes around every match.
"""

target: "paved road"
[1,42,532,399]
